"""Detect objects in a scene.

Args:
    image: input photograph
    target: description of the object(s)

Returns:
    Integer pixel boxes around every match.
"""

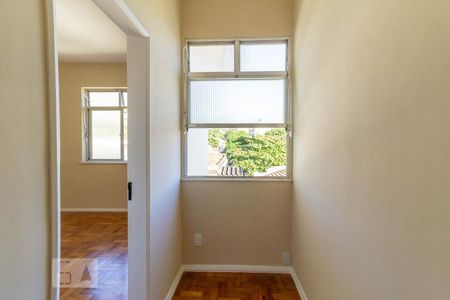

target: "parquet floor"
[60,212,128,300]
[173,272,301,300]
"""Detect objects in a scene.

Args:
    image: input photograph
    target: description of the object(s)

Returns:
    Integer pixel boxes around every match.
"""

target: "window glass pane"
[190,80,285,124]
[89,91,120,107]
[240,43,287,72]
[189,44,234,72]
[91,110,121,159]
[187,128,287,177]
[122,91,128,106]
[123,109,128,161]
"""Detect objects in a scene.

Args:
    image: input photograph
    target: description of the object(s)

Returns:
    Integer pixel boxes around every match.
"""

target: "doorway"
[46,0,151,299]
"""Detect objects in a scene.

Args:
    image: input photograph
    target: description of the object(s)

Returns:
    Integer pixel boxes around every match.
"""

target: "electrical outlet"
[194,233,202,247]
[282,252,291,265]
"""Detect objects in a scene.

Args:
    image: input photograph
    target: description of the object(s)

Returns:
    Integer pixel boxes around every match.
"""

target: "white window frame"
[82,88,128,162]
[182,38,292,180]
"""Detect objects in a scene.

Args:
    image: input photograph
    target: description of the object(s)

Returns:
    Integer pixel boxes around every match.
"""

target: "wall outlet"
[194,233,202,247]
[282,252,291,265]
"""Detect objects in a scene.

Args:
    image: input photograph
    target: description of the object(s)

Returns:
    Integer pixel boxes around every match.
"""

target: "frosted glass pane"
[240,43,287,72]
[89,92,120,107]
[187,128,287,177]
[91,111,121,159]
[189,44,234,72]
[187,128,209,176]
[123,92,128,106]
[123,109,128,161]
[190,80,285,124]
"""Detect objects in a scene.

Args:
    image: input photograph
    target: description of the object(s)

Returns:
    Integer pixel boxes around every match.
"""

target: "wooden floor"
[60,212,128,300]
[173,272,301,300]
[60,213,300,300]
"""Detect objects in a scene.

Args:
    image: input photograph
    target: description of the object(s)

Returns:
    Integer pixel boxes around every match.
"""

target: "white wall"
[292,0,450,299]
[124,0,182,299]
[0,1,50,299]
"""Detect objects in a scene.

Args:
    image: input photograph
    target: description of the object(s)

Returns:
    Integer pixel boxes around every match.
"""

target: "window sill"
[181,177,292,182]
[80,160,127,165]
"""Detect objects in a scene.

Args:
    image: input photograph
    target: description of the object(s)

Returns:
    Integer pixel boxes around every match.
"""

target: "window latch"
[286,125,293,138]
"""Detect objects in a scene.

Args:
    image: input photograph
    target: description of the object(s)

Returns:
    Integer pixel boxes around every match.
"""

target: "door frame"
[44,1,151,299]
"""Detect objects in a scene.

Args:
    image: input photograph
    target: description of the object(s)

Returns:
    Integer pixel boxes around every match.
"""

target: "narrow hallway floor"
[173,272,301,300]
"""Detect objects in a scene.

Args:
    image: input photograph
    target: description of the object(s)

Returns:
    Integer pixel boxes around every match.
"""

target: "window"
[82,89,128,161]
[183,39,291,178]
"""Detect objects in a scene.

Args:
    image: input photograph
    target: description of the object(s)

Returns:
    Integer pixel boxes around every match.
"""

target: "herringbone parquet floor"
[60,212,128,300]
[173,272,301,300]
[60,213,300,300]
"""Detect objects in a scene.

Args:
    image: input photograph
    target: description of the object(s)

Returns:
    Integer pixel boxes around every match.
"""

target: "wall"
[0,1,50,299]
[182,0,294,39]
[292,0,450,299]
[125,0,182,299]
[181,0,294,266]
[183,182,292,265]
[59,63,127,210]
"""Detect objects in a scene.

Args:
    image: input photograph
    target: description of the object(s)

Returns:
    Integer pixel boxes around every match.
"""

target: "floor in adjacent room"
[60,212,128,299]
[173,272,301,300]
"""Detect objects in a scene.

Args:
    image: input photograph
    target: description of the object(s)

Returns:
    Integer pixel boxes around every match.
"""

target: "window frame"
[82,88,128,163]
[182,38,293,181]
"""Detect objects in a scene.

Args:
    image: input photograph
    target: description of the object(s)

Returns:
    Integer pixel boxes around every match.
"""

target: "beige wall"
[292,0,450,299]
[125,0,183,299]
[0,1,50,299]
[182,182,292,265]
[59,63,127,210]
[181,0,294,266]
[182,0,294,38]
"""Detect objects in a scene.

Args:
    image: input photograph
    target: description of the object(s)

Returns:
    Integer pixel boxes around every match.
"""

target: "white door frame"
[45,1,151,299]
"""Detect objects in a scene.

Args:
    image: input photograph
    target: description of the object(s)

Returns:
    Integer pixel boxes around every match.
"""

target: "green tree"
[225,129,286,175]
[208,129,224,148]
[264,128,286,137]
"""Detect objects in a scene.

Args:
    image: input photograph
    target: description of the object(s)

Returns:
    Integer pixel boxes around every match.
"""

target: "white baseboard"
[165,266,184,300]
[61,208,128,212]
[182,264,292,274]
[289,268,309,300]
[165,264,308,300]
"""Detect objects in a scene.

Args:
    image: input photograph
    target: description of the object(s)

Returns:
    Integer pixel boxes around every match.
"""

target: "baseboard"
[61,208,128,212]
[165,266,184,300]
[289,267,309,300]
[182,264,292,274]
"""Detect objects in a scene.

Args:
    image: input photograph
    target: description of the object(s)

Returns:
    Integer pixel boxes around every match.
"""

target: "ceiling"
[56,0,127,63]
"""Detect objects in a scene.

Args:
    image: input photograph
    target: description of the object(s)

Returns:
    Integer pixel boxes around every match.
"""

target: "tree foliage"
[225,129,286,175]
[208,129,224,148]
